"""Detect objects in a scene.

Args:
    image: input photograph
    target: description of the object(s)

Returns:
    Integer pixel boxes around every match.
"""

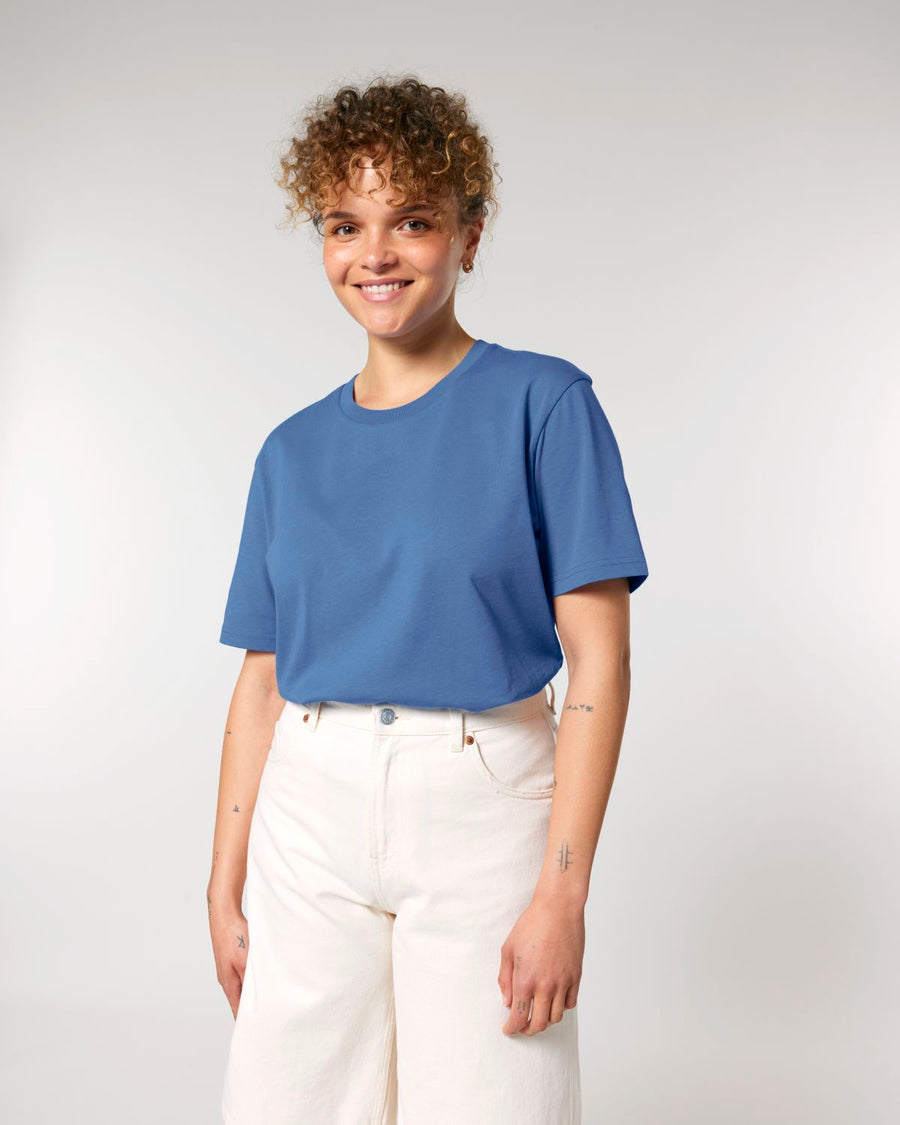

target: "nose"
[360,231,398,270]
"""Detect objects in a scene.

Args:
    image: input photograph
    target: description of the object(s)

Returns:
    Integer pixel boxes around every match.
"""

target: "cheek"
[412,264,459,305]
[322,245,353,281]
[408,237,456,275]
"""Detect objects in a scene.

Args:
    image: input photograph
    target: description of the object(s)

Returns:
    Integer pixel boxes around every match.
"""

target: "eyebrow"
[322,202,437,222]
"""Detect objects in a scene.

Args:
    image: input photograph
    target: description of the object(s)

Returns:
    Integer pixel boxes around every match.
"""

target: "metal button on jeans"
[379,707,396,725]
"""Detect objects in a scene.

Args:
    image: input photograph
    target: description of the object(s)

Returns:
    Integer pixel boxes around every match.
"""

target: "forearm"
[207,671,285,914]
[532,657,631,909]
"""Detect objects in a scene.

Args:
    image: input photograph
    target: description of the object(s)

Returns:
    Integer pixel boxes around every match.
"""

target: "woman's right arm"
[207,650,285,1017]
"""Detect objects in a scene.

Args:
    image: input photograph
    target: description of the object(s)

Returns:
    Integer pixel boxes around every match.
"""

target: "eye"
[402,219,431,232]
[332,224,356,236]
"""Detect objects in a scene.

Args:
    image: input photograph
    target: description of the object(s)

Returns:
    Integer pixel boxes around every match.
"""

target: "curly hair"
[274,74,501,240]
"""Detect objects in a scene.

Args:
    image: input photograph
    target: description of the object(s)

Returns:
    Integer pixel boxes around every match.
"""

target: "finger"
[521,991,552,1036]
[497,944,514,1007]
[548,989,567,1025]
[564,982,579,1009]
[502,989,533,1036]
[224,975,242,1019]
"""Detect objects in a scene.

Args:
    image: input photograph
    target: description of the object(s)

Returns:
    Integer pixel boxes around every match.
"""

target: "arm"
[207,650,285,1017]
[533,576,631,908]
[499,577,632,1036]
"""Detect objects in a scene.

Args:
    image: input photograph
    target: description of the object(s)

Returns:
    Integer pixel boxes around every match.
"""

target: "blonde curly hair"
[275,73,501,240]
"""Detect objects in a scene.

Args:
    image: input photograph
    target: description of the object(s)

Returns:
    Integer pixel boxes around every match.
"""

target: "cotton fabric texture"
[221,687,581,1125]
[219,338,649,710]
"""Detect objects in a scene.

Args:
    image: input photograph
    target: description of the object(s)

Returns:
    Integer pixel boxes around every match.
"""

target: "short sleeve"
[219,451,277,651]
[533,378,649,597]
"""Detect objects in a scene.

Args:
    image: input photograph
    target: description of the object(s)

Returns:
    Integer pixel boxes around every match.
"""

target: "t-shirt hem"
[275,661,565,713]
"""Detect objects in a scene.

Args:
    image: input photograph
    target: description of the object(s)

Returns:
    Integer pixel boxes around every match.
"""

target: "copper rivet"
[465,734,474,744]
[303,713,310,722]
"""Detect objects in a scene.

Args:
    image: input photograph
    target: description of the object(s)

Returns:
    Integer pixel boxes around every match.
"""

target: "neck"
[354,322,477,409]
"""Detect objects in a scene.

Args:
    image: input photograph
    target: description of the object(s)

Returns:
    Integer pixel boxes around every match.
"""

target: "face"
[321,156,482,339]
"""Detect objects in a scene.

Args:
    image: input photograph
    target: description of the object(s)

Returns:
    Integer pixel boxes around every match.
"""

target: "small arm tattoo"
[563,702,594,712]
[556,839,575,872]
[232,804,240,812]
[237,933,246,949]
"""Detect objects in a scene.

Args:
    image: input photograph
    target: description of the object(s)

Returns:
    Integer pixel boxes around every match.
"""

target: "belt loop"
[545,681,556,715]
[448,707,464,753]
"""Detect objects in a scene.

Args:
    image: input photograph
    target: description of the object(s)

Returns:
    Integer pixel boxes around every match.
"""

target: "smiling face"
[321,156,482,340]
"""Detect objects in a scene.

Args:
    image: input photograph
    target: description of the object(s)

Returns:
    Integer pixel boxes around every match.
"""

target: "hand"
[208,897,250,1019]
[498,896,584,1036]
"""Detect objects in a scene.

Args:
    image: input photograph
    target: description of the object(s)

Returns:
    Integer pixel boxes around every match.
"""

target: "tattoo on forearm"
[563,702,594,712]
[237,933,245,949]
[232,804,240,812]
[556,839,575,872]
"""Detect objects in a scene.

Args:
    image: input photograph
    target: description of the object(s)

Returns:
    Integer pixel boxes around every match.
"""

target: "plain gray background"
[1,0,898,1121]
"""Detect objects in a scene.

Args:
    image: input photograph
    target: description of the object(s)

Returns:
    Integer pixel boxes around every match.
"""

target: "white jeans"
[222,684,581,1124]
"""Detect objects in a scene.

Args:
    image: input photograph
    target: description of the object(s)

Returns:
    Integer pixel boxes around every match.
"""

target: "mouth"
[354,279,414,302]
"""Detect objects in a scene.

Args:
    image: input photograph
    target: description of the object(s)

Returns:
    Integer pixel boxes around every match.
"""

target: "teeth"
[360,282,408,292]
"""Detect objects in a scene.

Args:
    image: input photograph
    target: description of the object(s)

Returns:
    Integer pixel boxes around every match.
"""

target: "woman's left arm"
[499,577,632,1037]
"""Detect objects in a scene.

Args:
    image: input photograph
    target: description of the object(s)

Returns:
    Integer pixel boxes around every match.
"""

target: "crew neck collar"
[338,338,491,424]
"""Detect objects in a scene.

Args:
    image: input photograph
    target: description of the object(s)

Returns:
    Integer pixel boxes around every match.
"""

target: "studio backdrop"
[1,1,897,1122]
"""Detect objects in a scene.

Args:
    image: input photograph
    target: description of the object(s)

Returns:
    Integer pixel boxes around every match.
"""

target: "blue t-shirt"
[219,338,649,711]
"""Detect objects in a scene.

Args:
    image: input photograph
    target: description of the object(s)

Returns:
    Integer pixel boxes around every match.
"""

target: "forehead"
[336,160,402,202]
[324,188,446,224]
[325,157,448,214]
[324,154,461,223]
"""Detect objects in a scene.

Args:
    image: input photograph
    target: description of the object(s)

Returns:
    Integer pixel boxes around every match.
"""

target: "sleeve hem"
[550,558,649,597]
[219,628,276,651]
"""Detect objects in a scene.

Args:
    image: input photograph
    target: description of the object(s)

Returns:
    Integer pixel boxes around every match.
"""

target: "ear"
[465,218,485,256]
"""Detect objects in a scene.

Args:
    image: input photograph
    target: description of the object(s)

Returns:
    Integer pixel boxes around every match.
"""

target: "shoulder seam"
[532,375,591,466]
[530,376,592,535]
[252,446,272,545]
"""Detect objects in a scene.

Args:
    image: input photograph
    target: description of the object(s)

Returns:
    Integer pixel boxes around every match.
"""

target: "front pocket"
[466,711,557,800]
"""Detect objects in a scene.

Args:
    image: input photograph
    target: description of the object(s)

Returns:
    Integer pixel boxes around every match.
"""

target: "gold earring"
[462,259,474,273]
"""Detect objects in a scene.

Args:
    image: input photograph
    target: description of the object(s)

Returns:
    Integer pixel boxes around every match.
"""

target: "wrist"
[532,877,588,912]
[206,876,244,914]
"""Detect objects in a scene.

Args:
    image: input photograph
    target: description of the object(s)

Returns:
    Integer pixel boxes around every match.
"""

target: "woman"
[208,75,649,1125]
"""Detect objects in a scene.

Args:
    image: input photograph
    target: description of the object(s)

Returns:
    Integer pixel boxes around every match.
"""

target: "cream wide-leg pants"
[221,683,581,1125]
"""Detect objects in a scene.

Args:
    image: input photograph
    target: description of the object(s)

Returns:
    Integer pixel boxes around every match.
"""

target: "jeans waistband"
[277,682,556,753]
